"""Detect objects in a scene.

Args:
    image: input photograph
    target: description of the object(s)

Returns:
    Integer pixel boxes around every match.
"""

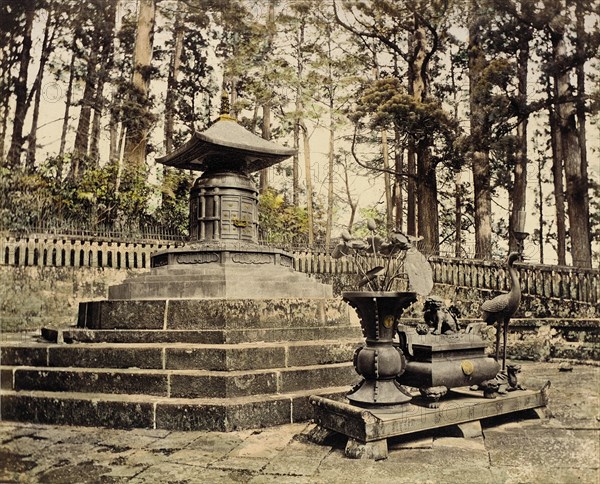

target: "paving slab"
[128,461,218,483]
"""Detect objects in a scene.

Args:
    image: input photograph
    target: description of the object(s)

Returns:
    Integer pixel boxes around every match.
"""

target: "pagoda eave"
[156,119,296,173]
[157,138,293,173]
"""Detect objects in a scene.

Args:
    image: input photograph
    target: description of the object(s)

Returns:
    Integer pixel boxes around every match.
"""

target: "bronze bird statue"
[481,252,522,371]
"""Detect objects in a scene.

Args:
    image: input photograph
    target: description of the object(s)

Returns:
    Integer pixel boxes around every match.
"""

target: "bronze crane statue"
[481,252,522,371]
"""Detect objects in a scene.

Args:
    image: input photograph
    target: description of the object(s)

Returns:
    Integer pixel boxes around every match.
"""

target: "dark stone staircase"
[0,298,361,431]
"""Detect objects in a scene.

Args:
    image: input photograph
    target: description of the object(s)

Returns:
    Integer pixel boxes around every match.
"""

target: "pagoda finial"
[219,90,235,121]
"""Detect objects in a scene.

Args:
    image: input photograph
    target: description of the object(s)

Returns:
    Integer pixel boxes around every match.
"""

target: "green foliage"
[353,77,459,152]
[0,154,155,229]
[152,167,193,233]
[258,187,309,245]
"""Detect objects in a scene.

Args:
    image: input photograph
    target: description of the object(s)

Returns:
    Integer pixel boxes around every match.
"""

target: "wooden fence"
[1,233,598,305]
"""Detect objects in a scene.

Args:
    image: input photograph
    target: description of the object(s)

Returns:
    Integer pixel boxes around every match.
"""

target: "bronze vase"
[343,291,417,409]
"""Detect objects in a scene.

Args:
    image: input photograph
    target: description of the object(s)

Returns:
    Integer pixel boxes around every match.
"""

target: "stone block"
[165,347,226,370]
[222,326,361,344]
[57,329,226,345]
[76,302,87,327]
[48,346,163,369]
[14,369,168,396]
[166,346,286,371]
[0,346,47,366]
[86,300,166,329]
[280,364,356,393]
[166,299,351,330]
[1,368,14,389]
[155,402,227,431]
[169,372,278,398]
[0,392,154,429]
[225,399,291,431]
[287,342,358,367]
[166,345,285,371]
[166,300,227,329]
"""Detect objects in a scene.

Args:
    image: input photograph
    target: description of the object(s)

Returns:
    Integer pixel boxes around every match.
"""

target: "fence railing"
[428,256,600,305]
[0,233,175,270]
[1,233,598,304]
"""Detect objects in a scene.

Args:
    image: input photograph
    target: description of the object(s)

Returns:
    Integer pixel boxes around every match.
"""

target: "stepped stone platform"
[0,298,362,431]
[108,243,332,300]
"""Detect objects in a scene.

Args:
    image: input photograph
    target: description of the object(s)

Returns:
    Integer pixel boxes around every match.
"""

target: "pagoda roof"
[156,117,296,173]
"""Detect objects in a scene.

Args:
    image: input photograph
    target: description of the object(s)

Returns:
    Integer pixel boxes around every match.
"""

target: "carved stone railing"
[1,233,598,305]
[427,256,600,305]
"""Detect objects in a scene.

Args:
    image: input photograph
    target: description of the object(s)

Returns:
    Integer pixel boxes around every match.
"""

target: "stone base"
[0,387,350,431]
[309,383,550,459]
[107,243,332,300]
[0,298,362,431]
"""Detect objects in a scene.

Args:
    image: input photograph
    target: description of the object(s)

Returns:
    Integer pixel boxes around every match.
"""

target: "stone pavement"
[1,361,598,484]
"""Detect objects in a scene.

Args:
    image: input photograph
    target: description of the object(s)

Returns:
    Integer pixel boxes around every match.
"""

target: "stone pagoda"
[0,105,360,432]
[108,110,330,300]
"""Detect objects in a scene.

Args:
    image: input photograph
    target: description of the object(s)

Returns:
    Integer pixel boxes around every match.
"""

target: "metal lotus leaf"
[390,231,411,250]
[366,235,384,254]
[379,241,404,256]
[332,243,351,259]
[349,239,369,250]
[357,266,385,289]
[405,247,434,296]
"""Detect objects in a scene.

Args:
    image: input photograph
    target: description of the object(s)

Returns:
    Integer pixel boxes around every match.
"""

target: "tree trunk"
[382,129,393,230]
[406,144,417,236]
[89,3,117,165]
[343,156,358,230]
[325,103,335,249]
[7,3,35,169]
[59,46,77,160]
[89,79,104,165]
[292,105,300,205]
[73,48,98,162]
[260,103,271,191]
[292,21,304,206]
[468,0,492,259]
[553,24,591,267]
[416,143,439,254]
[300,121,314,246]
[26,12,55,170]
[537,154,544,264]
[548,73,566,265]
[412,20,438,253]
[164,7,184,154]
[509,30,530,253]
[259,0,276,193]
[574,0,592,267]
[0,77,9,162]
[123,0,156,169]
[393,130,404,232]
[454,170,463,258]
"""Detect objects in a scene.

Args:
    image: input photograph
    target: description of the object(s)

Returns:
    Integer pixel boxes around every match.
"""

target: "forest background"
[0,0,599,268]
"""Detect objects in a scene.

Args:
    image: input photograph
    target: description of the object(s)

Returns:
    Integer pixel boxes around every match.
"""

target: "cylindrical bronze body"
[189,171,258,243]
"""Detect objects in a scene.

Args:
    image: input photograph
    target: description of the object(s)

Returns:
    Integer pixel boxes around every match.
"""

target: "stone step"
[78,298,354,331]
[0,386,349,431]
[107,268,332,300]
[0,340,359,371]
[5,362,356,398]
[41,325,362,345]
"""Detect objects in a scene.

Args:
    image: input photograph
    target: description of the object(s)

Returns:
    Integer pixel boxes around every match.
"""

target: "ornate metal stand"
[342,292,417,410]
